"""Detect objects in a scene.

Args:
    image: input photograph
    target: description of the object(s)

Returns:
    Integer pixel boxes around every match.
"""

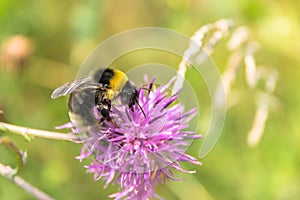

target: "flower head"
[64,77,201,200]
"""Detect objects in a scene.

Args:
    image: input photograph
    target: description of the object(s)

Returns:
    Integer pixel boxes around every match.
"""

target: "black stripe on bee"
[92,68,115,87]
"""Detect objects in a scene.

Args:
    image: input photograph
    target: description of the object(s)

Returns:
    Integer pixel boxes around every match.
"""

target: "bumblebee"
[51,68,143,127]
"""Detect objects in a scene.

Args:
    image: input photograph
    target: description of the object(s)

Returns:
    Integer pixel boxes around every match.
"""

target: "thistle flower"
[63,77,202,200]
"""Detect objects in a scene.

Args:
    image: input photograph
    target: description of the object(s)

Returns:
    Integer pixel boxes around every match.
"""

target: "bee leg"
[100,108,111,122]
[100,110,117,126]
[96,99,117,126]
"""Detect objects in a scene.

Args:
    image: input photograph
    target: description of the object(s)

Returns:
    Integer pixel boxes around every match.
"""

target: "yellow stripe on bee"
[106,89,115,99]
[110,69,128,96]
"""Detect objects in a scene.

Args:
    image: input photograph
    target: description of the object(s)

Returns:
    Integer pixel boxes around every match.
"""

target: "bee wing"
[51,77,97,99]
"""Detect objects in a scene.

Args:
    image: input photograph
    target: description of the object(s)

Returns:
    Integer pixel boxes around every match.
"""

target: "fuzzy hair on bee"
[51,68,144,127]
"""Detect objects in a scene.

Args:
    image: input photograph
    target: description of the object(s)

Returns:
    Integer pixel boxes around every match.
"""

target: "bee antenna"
[141,87,150,91]
[136,101,146,118]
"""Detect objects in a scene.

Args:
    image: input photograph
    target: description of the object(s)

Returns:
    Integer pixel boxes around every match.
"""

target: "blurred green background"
[0,0,300,199]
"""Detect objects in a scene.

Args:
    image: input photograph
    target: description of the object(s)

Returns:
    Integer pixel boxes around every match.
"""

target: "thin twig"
[173,19,233,93]
[246,68,279,146]
[221,26,250,102]
[0,122,77,141]
[221,49,243,100]
[0,137,27,172]
[247,103,268,146]
[196,19,233,63]
[224,26,279,147]
[0,163,54,200]
[244,42,260,88]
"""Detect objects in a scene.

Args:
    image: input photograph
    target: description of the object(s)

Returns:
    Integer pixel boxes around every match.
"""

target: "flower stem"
[0,122,77,141]
[0,163,55,200]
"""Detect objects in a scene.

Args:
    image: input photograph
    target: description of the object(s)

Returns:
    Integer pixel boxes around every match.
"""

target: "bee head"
[120,81,138,108]
[120,81,146,117]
